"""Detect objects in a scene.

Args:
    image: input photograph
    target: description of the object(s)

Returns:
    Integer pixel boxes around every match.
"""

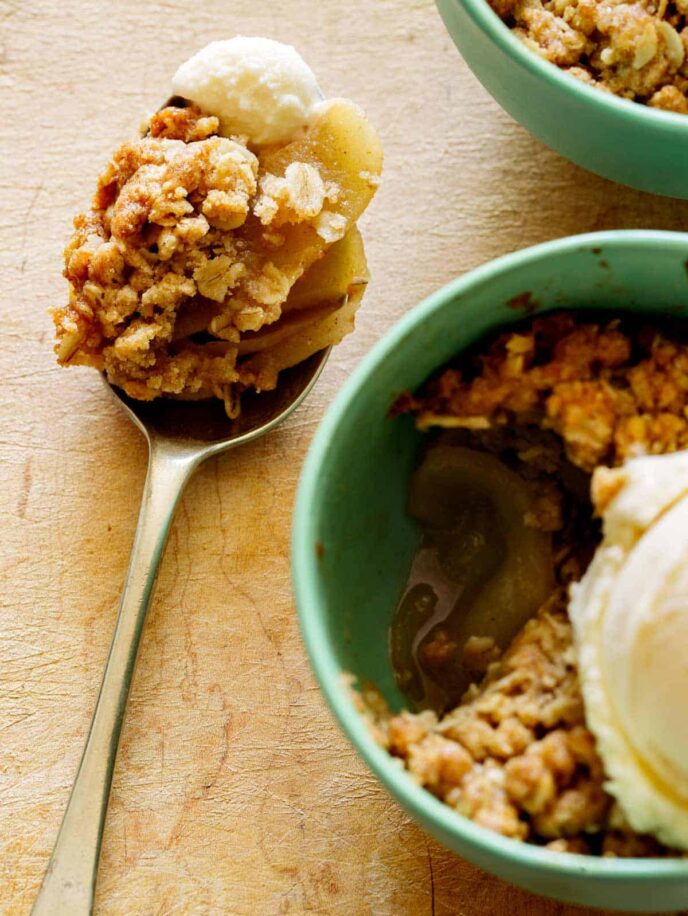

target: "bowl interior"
[294,231,688,909]
[304,232,688,706]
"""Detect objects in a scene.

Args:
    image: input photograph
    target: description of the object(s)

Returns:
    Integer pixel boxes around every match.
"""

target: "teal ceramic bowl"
[293,230,688,911]
[435,0,688,197]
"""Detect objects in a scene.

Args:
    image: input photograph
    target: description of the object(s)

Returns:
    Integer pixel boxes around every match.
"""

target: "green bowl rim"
[292,229,688,882]
[437,0,688,132]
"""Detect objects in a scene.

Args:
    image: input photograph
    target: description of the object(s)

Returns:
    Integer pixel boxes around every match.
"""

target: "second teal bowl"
[436,0,688,197]
[293,231,688,910]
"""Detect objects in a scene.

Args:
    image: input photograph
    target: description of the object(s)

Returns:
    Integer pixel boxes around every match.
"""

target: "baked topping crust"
[489,0,688,112]
[53,102,382,414]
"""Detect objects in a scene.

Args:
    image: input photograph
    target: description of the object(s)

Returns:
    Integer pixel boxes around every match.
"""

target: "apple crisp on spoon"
[53,39,382,416]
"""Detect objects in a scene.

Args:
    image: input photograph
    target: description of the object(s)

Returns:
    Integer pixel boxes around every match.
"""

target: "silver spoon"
[33,347,329,915]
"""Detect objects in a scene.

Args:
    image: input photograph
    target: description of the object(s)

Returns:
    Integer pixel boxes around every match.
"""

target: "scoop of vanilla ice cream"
[570,451,688,849]
[172,37,322,145]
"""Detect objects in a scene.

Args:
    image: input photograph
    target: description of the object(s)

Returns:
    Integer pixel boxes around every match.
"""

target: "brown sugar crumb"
[372,593,674,852]
[148,104,220,141]
[545,837,592,854]
[54,109,261,408]
[437,593,583,767]
[505,727,609,837]
[488,0,688,111]
[403,313,688,473]
[53,100,382,414]
[452,761,528,839]
[379,596,603,842]
[649,83,688,112]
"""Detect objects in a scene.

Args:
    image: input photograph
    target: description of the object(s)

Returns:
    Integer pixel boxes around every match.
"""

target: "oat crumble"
[53,101,382,414]
[489,0,688,111]
[404,312,688,472]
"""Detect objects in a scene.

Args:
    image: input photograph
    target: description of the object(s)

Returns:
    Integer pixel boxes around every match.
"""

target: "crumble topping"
[366,593,672,854]
[403,312,688,472]
[53,101,381,413]
[255,162,329,226]
[489,0,688,112]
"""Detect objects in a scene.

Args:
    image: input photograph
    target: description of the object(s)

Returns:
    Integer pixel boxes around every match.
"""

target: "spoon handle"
[33,444,197,916]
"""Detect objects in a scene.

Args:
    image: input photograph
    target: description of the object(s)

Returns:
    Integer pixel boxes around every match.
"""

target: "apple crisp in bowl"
[53,42,382,416]
[366,312,688,857]
[486,0,688,113]
[292,232,688,910]
[436,0,688,197]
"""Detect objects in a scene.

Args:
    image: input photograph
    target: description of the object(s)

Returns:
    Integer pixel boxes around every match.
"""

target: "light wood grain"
[2,1,688,913]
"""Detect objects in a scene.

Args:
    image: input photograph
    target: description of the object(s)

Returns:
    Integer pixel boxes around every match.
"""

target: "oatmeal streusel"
[488,0,688,111]
[53,101,382,414]
[403,312,688,471]
[367,593,670,853]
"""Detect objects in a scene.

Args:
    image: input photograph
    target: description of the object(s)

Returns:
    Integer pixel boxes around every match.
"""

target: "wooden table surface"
[3,1,688,913]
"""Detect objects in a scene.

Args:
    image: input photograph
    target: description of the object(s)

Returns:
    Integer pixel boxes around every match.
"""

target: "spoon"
[33,347,330,915]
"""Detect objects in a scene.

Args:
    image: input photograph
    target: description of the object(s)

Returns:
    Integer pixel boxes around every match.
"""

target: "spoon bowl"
[110,348,330,449]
